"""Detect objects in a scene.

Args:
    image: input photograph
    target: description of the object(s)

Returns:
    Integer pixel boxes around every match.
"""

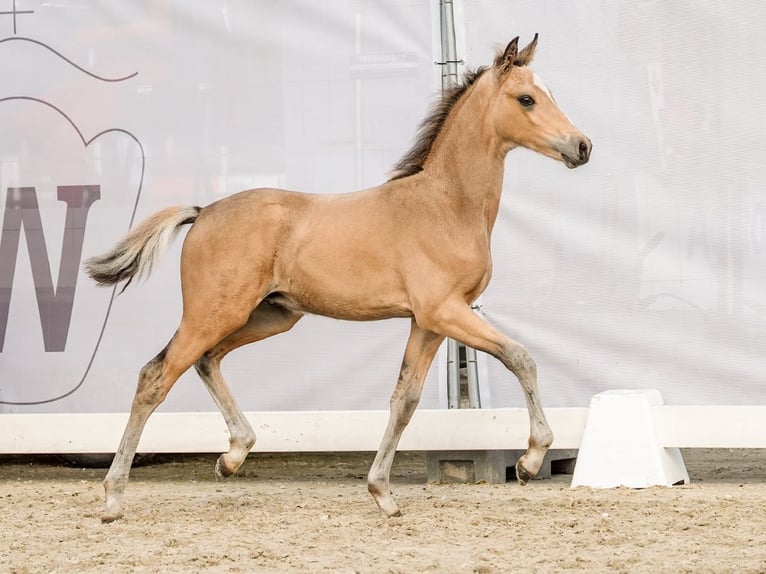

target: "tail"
[85,205,201,290]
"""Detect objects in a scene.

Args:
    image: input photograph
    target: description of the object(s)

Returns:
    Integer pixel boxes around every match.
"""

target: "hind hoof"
[101,510,123,523]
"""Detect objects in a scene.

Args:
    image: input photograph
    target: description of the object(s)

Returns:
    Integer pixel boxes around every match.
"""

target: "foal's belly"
[274,222,413,320]
[263,290,413,322]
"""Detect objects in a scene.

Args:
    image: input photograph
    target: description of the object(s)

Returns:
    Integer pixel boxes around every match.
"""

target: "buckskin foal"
[86,35,591,522]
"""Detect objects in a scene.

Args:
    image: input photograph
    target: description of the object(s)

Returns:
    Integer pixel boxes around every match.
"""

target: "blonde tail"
[85,205,201,290]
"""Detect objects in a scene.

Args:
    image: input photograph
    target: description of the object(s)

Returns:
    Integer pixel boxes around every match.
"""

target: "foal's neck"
[423,74,507,230]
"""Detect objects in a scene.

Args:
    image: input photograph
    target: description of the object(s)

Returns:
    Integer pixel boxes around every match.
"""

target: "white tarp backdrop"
[0,0,440,413]
[466,2,766,406]
[1,1,764,415]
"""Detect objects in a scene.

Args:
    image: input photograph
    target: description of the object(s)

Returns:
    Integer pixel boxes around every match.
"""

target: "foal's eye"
[517,95,535,108]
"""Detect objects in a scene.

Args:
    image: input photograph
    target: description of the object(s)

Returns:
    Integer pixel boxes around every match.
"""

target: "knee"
[499,344,537,379]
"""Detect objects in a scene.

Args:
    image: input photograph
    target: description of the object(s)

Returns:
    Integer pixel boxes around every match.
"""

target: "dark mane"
[389,66,489,181]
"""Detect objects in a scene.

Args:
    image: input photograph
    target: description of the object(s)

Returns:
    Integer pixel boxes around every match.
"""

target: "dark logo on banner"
[0,28,143,404]
[0,185,100,351]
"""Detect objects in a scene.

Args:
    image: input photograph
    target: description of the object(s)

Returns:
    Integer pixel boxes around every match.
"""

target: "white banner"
[465,2,766,406]
[3,2,764,416]
[0,1,441,413]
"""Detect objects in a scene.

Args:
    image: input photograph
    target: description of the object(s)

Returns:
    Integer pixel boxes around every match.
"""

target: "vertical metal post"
[465,345,480,408]
[447,338,460,409]
[440,0,482,409]
[439,0,459,90]
[353,10,363,188]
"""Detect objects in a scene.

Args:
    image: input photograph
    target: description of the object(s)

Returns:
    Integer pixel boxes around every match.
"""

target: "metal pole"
[440,0,482,408]
[447,338,460,409]
[466,345,480,408]
[439,0,459,91]
[353,10,363,188]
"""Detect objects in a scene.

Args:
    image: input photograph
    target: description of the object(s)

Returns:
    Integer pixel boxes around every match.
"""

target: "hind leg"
[194,302,303,479]
[102,311,254,523]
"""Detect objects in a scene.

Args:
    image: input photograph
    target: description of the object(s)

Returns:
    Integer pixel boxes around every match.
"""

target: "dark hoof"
[516,461,534,486]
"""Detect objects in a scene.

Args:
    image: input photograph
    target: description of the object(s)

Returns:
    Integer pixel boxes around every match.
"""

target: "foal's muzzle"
[561,137,592,169]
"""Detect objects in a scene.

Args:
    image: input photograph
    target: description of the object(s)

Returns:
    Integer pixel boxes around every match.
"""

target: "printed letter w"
[0,186,100,352]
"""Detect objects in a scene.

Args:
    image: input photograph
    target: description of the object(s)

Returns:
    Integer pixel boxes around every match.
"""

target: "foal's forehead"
[532,72,553,100]
[508,67,554,101]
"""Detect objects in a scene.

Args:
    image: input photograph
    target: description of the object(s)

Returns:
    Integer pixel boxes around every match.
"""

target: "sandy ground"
[2,449,766,573]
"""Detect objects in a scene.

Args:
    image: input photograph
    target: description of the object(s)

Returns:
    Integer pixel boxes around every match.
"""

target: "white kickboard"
[571,390,690,489]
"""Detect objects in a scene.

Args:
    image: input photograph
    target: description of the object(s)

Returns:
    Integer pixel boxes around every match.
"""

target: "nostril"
[578,140,590,161]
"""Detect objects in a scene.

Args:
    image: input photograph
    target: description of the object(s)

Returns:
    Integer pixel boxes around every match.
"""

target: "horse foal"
[86,35,591,522]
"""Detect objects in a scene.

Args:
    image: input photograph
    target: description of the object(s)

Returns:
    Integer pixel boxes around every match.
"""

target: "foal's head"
[490,35,591,168]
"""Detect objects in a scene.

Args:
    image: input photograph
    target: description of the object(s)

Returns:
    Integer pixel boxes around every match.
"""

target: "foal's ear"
[494,36,519,76]
[516,33,538,67]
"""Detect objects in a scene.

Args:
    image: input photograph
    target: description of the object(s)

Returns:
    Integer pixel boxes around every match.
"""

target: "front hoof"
[215,456,235,480]
[368,484,401,517]
[102,495,124,523]
[515,460,534,486]
[377,501,402,518]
